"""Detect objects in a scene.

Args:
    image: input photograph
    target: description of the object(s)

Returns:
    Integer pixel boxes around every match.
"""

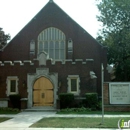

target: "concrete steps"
[24,106,57,112]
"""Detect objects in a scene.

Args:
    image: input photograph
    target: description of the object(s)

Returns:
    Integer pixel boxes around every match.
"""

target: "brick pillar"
[103,83,109,105]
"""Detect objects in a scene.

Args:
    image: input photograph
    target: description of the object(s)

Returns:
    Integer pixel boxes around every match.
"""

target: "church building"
[0,0,109,109]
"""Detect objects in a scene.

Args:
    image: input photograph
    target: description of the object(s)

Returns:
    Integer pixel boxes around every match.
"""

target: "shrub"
[96,101,102,110]
[85,93,98,109]
[60,107,91,113]
[59,93,74,109]
[9,94,21,109]
[0,107,19,112]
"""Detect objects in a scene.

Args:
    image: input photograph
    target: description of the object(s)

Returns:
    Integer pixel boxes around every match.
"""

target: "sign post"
[101,63,104,124]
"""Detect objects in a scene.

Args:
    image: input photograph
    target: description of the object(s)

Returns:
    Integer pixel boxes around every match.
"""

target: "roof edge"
[2,1,51,50]
[2,0,103,50]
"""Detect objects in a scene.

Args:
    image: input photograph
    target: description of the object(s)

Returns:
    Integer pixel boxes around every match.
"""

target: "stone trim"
[6,76,19,96]
[4,61,14,66]
[0,98,9,101]
[75,59,83,62]
[67,75,80,96]
[14,61,22,63]
[90,71,97,79]
[27,67,58,109]
[82,62,86,64]
[72,62,76,64]
[4,61,12,64]
[86,59,94,61]
[0,59,94,66]
[20,98,28,101]
[14,61,23,65]
[65,59,73,62]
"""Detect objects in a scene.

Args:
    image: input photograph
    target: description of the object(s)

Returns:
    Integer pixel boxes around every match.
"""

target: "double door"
[33,77,53,106]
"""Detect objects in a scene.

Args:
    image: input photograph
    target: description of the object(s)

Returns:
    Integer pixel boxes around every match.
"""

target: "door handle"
[41,93,45,98]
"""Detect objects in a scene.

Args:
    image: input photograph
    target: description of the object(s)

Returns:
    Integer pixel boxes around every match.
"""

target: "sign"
[109,83,130,104]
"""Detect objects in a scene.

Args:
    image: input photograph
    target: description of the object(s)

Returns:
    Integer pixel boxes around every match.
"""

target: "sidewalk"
[0,111,129,130]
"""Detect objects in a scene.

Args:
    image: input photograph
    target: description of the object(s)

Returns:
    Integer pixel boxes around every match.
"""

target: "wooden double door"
[33,77,54,106]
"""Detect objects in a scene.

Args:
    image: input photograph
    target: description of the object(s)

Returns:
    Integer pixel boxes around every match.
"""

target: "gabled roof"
[0,0,102,51]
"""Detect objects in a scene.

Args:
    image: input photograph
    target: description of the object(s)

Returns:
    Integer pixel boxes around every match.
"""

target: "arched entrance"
[33,77,54,106]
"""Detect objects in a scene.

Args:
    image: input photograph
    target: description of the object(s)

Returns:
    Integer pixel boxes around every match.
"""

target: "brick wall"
[0,59,97,98]
[0,1,110,96]
[103,83,109,105]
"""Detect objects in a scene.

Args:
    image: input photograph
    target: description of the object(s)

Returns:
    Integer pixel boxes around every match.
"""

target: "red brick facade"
[0,1,110,109]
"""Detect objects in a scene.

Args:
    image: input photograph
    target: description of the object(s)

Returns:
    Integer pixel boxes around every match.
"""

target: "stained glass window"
[38,27,66,60]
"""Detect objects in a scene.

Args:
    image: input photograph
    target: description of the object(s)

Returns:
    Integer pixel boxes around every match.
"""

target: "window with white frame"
[67,75,80,95]
[6,76,19,96]
[37,27,66,60]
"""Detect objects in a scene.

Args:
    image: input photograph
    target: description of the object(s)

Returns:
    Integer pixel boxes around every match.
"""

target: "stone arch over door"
[33,76,54,106]
[27,68,58,108]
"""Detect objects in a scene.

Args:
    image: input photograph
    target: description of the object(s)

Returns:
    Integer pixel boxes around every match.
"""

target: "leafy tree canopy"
[96,0,130,81]
[0,28,10,49]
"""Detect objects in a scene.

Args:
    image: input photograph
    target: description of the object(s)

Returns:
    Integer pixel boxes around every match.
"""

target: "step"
[24,106,57,112]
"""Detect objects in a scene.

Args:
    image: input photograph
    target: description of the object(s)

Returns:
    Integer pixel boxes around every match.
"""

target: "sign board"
[109,83,130,104]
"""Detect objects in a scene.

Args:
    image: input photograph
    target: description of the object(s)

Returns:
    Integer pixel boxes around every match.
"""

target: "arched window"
[38,27,66,60]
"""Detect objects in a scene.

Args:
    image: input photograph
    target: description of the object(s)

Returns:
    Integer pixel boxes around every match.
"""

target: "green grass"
[30,117,130,128]
[0,117,11,123]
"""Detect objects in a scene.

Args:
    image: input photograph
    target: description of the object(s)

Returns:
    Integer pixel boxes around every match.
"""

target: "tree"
[96,0,130,81]
[0,28,10,49]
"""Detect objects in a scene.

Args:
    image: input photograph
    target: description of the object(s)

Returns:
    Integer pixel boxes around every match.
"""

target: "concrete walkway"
[0,111,130,130]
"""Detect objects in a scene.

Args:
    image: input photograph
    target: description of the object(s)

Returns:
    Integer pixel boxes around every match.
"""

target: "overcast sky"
[0,0,102,39]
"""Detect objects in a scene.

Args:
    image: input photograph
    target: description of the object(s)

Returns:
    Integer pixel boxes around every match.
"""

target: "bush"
[9,94,21,109]
[60,107,91,113]
[96,101,102,110]
[59,93,74,109]
[85,93,98,109]
[0,107,19,112]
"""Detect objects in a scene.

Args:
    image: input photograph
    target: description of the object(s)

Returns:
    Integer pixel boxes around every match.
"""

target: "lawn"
[0,117,11,123]
[30,117,130,128]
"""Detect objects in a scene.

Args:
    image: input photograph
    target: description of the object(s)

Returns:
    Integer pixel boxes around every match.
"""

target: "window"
[10,80,16,92]
[68,39,73,52]
[71,79,77,91]
[30,40,35,54]
[6,76,19,96]
[67,75,80,95]
[38,27,66,60]
[68,39,73,59]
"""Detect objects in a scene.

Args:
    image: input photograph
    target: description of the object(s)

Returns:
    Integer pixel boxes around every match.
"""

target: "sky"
[0,0,102,40]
